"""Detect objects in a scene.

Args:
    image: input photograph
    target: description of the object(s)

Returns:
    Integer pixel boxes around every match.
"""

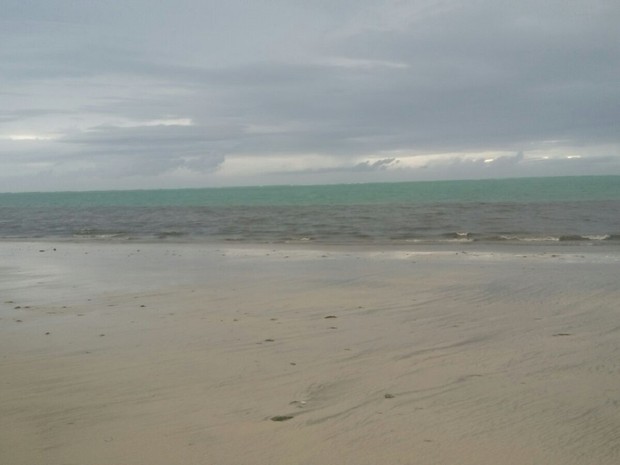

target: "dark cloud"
[1,0,619,190]
[353,158,400,171]
[57,124,227,176]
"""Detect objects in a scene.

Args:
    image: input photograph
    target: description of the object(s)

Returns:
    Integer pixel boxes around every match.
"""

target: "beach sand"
[1,242,619,465]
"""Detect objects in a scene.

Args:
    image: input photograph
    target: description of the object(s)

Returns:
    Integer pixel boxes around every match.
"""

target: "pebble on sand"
[270,415,294,422]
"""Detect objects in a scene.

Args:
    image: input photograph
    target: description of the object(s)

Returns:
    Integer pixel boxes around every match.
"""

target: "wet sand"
[1,241,619,465]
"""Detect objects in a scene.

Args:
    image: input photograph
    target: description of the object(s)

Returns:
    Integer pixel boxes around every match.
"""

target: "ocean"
[1,176,619,245]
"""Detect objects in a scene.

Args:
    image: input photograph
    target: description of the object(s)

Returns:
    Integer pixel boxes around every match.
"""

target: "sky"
[1,0,619,192]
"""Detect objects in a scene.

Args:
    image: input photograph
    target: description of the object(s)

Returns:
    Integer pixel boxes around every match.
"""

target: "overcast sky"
[1,0,619,192]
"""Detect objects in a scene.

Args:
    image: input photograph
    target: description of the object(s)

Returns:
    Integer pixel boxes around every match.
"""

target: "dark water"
[1,176,619,245]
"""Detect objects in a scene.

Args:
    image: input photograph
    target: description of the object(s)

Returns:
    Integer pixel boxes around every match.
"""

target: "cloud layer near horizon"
[2,0,619,191]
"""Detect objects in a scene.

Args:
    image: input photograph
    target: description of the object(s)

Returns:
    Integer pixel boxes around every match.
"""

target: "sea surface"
[1,176,619,245]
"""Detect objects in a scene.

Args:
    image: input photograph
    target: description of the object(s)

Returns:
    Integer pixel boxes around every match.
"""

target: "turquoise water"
[1,176,619,244]
[2,176,619,207]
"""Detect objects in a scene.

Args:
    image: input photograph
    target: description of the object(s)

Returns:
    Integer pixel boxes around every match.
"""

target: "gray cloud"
[56,124,227,177]
[272,157,400,177]
[1,0,619,191]
[412,151,620,181]
[353,158,400,171]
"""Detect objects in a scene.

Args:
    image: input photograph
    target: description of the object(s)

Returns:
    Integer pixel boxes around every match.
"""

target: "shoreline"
[2,241,619,464]
[2,234,620,247]
[2,236,620,252]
